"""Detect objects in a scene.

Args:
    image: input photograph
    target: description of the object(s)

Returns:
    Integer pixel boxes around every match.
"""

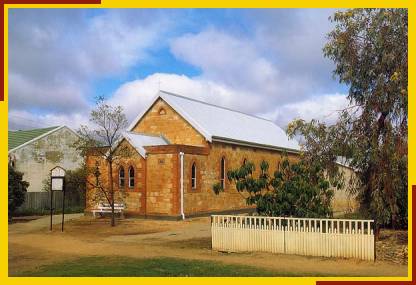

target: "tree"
[288,9,408,229]
[213,156,335,218]
[8,165,29,222]
[75,97,130,227]
[64,166,87,205]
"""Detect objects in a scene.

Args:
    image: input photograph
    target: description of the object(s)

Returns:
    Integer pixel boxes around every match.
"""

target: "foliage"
[8,165,29,222]
[65,166,87,200]
[214,156,334,218]
[212,182,224,195]
[288,9,408,229]
[75,96,131,226]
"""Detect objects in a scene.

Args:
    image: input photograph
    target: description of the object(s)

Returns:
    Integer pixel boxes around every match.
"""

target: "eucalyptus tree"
[288,9,408,230]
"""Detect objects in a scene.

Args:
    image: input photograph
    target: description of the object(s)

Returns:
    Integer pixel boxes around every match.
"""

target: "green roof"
[8,126,60,151]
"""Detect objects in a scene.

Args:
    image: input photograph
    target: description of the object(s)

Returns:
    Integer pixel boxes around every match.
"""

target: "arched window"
[128,166,135,188]
[191,162,197,189]
[119,167,125,188]
[220,157,226,189]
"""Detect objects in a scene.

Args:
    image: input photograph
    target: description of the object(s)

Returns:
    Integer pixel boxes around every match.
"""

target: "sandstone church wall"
[182,142,299,216]
[145,152,177,216]
[85,141,146,216]
[131,98,208,147]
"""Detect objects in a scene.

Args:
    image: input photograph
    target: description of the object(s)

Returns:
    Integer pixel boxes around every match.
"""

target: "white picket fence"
[211,215,375,261]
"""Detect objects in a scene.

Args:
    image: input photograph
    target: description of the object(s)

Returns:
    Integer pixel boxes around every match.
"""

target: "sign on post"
[50,166,66,232]
[51,167,65,190]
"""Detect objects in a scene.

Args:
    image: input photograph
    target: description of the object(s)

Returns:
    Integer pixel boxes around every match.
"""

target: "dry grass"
[376,229,408,265]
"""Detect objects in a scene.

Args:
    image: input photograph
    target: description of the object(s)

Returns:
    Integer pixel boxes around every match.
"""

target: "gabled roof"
[8,126,64,152]
[128,91,300,152]
[123,131,169,158]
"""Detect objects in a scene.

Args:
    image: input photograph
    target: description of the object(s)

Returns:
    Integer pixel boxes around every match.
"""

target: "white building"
[8,126,81,192]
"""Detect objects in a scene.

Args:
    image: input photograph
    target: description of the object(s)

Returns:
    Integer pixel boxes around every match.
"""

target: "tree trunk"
[109,160,115,227]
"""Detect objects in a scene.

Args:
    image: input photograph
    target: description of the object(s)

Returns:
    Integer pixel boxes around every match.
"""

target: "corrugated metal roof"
[123,131,169,157]
[8,126,61,151]
[129,91,299,152]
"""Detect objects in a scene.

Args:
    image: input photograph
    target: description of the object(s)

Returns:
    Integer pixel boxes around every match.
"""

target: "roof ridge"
[159,90,274,123]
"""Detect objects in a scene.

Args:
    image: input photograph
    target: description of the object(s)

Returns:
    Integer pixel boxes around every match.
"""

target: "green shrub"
[8,165,29,222]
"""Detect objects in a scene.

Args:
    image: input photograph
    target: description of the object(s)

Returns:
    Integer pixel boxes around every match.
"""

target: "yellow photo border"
[2,1,414,284]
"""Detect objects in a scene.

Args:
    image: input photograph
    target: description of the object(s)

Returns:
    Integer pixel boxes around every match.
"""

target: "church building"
[86,91,353,219]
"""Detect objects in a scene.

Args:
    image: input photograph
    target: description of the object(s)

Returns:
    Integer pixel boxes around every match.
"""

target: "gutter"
[179,152,185,220]
[211,136,300,155]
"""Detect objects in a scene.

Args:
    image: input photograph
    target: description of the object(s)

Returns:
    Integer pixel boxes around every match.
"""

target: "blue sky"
[8,8,349,130]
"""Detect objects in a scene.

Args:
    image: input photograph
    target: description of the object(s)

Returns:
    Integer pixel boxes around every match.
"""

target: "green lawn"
[16,256,307,277]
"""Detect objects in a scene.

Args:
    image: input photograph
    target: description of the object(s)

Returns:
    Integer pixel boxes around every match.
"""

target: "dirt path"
[9,213,84,234]
[8,216,408,277]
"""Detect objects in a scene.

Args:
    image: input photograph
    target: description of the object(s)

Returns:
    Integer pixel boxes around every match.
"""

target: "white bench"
[92,202,125,218]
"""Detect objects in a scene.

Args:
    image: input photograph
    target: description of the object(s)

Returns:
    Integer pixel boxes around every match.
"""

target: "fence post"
[373,219,377,262]
[49,189,53,231]
[283,216,286,254]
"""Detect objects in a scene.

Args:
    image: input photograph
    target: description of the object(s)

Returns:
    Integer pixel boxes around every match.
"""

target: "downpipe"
[179,152,185,220]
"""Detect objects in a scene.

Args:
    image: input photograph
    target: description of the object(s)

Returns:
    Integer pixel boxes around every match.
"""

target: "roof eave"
[211,136,300,154]
[122,134,147,158]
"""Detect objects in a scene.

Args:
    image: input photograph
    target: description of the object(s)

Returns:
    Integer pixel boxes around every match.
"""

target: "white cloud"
[110,73,348,129]
[8,9,173,115]
[171,29,279,93]
[8,72,89,112]
[79,11,168,76]
[9,109,89,131]
[170,29,289,105]
[248,9,339,87]
[263,93,349,127]
[109,73,263,122]
[169,27,340,116]
[9,9,348,132]
[9,73,348,132]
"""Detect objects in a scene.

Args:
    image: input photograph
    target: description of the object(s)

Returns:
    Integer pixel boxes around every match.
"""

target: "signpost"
[50,166,66,232]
